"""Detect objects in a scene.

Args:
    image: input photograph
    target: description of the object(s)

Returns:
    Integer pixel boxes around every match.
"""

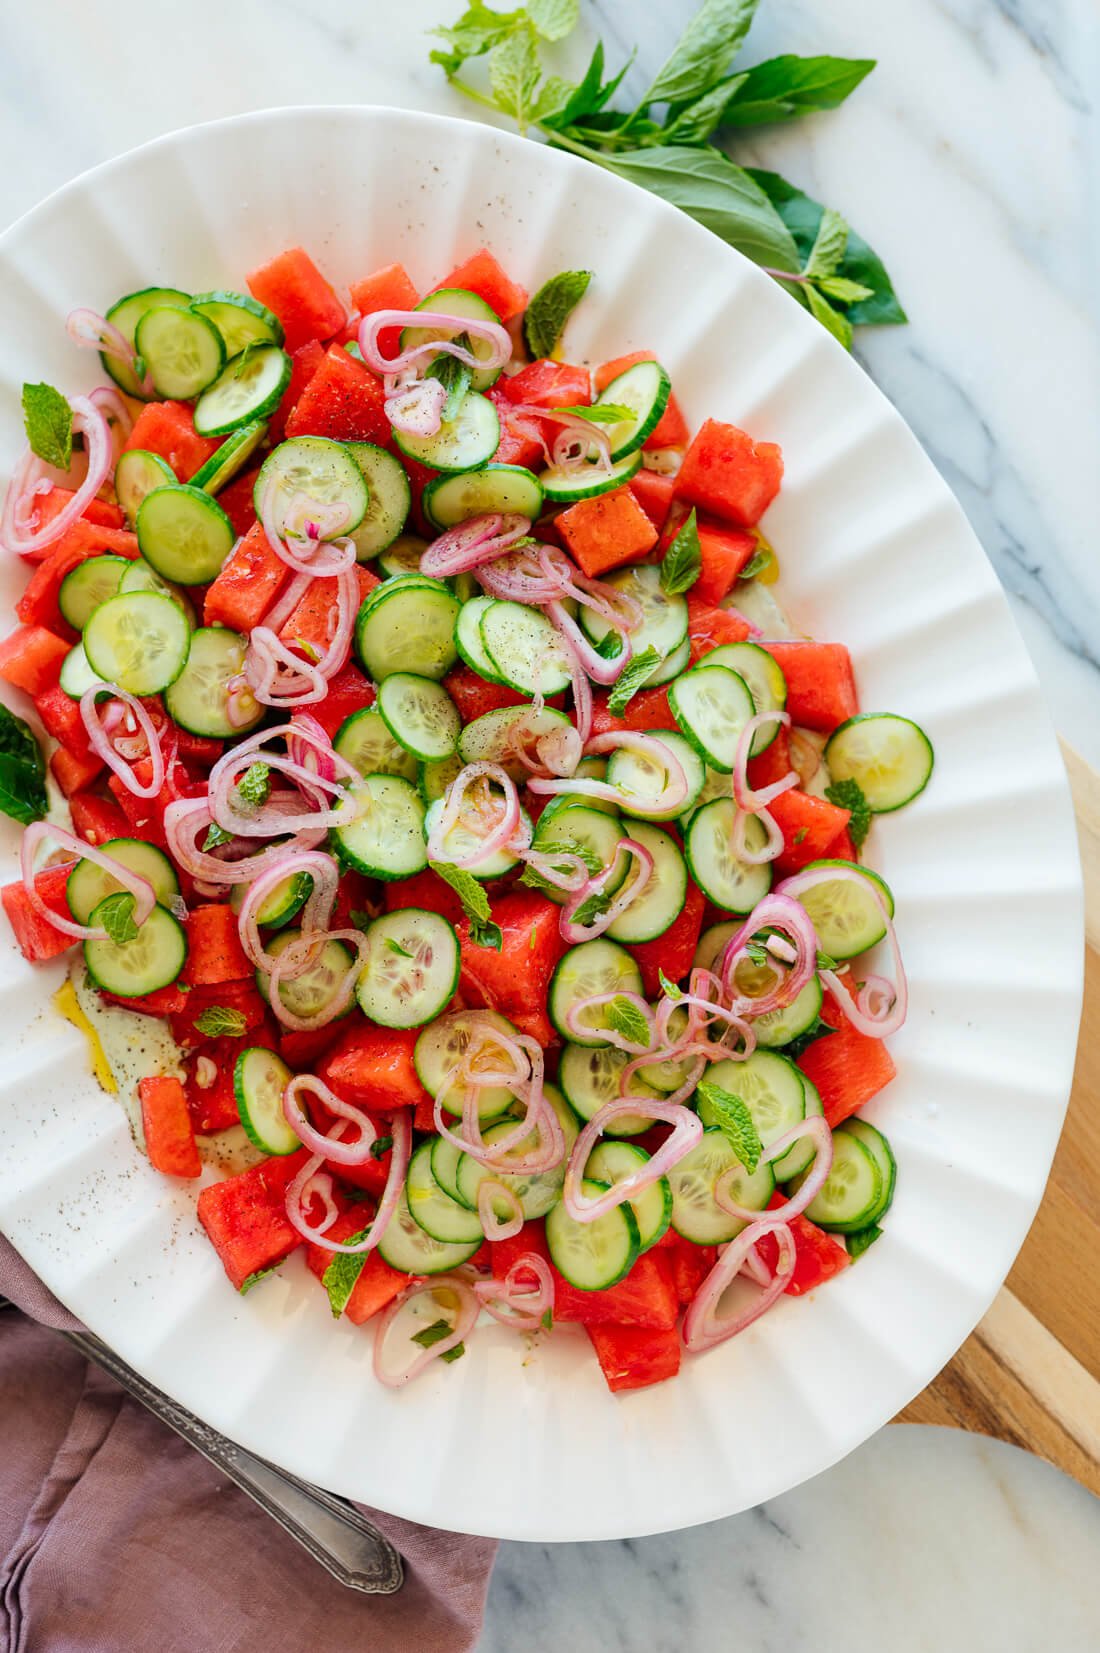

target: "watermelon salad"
[0,243,934,1393]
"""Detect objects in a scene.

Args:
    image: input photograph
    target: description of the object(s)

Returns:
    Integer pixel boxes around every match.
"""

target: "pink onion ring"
[564,989,654,1054]
[372,1273,480,1389]
[427,762,526,870]
[164,796,326,886]
[265,927,369,1031]
[19,822,155,941]
[473,1253,554,1332]
[384,373,448,437]
[1,394,112,557]
[80,686,165,799]
[67,308,154,396]
[682,1220,796,1352]
[420,513,532,579]
[476,1179,524,1242]
[778,864,907,1037]
[719,892,819,1017]
[564,1098,703,1223]
[358,309,510,377]
[286,1111,412,1254]
[235,849,338,972]
[714,1116,833,1224]
[283,1074,377,1165]
[559,837,654,945]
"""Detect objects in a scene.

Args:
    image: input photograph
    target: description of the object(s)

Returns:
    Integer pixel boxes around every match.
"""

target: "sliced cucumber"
[414,1008,519,1120]
[423,464,543,530]
[828,1118,897,1221]
[752,975,825,1049]
[345,442,411,560]
[83,591,191,696]
[636,1006,698,1095]
[332,774,427,880]
[770,1074,824,1182]
[118,557,196,626]
[230,870,311,931]
[700,1051,807,1153]
[540,449,642,504]
[800,1125,888,1233]
[136,484,235,586]
[418,753,463,804]
[604,821,687,943]
[549,939,644,1048]
[793,860,895,961]
[667,1127,775,1244]
[332,705,418,783]
[529,804,627,907]
[378,1187,483,1275]
[194,344,291,438]
[377,673,460,762]
[189,420,268,494]
[164,625,262,738]
[706,642,787,756]
[594,360,671,459]
[458,703,574,782]
[430,1136,468,1206]
[392,390,500,474]
[59,641,105,699]
[190,290,285,354]
[478,600,572,696]
[825,714,934,813]
[605,729,705,821]
[693,920,738,976]
[558,1042,661,1138]
[424,796,531,880]
[545,1180,640,1290]
[254,435,367,537]
[83,899,187,996]
[640,634,692,689]
[256,929,355,1022]
[454,593,507,683]
[377,534,428,580]
[135,304,224,400]
[455,1118,567,1222]
[686,798,773,913]
[678,763,730,831]
[58,554,128,631]
[66,838,179,925]
[406,1140,484,1244]
[234,1047,300,1156]
[668,664,756,772]
[401,288,504,392]
[102,285,191,398]
[585,1140,672,1251]
[355,575,460,682]
[579,562,688,662]
[115,449,176,523]
[355,908,460,1029]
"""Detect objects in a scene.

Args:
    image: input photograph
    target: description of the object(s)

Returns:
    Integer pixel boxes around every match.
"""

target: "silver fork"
[0,1299,403,1593]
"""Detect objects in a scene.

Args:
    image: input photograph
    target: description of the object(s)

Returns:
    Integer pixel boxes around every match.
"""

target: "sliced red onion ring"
[714,1116,834,1225]
[195,1055,217,1090]
[266,927,369,1031]
[88,385,136,462]
[427,762,526,869]
[564,989,654,1054]
[719,892,819,1018]
[473,1253,555,1332]
[80,686,165,799]
[236,849,339,972]
[67,307,154,396]
[358,309,511,378]
[19,822,155,942]
[164,796,326,886]
[1,394,112,557]
[384,372,448,437]
[682,1220,796,1352]
[476,1179,524,1242]
[283,1074,377,1165]
[420,513,533,579]
[546,597,627,686]
[286,1111,412,1255]
[559,837,654,945]
[372,1273,481,1389]
[563,1097,703,1223]
[778,864,907,1037]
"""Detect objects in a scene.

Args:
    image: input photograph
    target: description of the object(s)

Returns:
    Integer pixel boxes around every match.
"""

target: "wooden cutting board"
[894,742,1100,1495]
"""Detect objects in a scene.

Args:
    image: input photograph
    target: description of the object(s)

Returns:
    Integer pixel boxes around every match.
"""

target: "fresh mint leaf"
[96,891,139,946]
[738,545,774,581]
[644,0,760,107]
[605,995,651,1048]
[657,967,683,1000]
[203,821,234,850]
[696,1079,762,1171]
[551,402,634,424]
[22,382,73,470]
[781,1016,836,1061]
[236,761,271,808]
[595,147,800,274]
[719,54,874,127]
[193,1005,249,1038]
[433,860,501,949]
[489,23,543,132]
[847,1223,883,1261]
[804,283,852,350]
[541,1307,554,1330]
[747,168,906,326]
[664,75,747,144]
[371,1135,394,1160]
[411,1317,465,1363]
[824,776,871,847]
[569,887,613,929]
[385,937,414,959]
[527,0,578,42]
[608,646,661,715]
[660,506,702,595]
[239,1264,279,1294]
[0,755,47,826]
[804,206,848,281]
[429,1,523,77]
[815,950,840,972]
[322,1230,370,1317]
[745,941,770,967]
[426,334,473,421]
[524,268,592,358]
[533,74,579,123]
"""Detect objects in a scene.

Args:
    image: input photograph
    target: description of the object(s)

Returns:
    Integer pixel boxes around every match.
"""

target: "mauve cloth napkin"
[0,1235,497,1652]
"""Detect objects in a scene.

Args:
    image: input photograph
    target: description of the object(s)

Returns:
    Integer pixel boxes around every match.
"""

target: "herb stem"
[759,266,810,286]
[451,77,504,114]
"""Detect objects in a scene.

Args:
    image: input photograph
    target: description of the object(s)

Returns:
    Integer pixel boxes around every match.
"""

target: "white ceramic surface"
[0,105,1083,1541]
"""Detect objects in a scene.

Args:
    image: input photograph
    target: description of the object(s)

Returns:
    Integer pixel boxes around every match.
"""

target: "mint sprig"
[22,382,73,470]
[696,1078,762,1172]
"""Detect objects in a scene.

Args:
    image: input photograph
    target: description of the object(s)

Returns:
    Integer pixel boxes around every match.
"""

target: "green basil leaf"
[523,268,593,359]
[607,646,661,715]
[193,1005,249,1038]
[542,40,633,131]
[805,282,853,349]
[527,0,579,42]
[696,1079,762,1172]
[664,74,747,144]
[720,54,875,127]
[96,891,139,947]
[817,275,874,305]
[747,168,907,325]
[410,1317,465,1363]
[0,755,47,826]
[847,1223,883,1261]
[0,703,45,775]
[660,506,702,595]
[551,402,634,425]
[22,382,73,470]
[644,0,760,107]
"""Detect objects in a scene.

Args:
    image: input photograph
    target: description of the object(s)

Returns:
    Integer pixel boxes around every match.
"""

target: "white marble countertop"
[1,0,1098,1644]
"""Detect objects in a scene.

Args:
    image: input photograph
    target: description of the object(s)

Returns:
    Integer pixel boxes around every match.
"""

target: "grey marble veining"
[0,1,1097,1641]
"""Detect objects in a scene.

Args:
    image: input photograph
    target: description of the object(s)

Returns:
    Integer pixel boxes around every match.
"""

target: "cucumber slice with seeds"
[825,714,934,812]
[345,442,411,560]
[392,390,500,474]
[194,344,291,438]
[66,838,179,925]
[605,820,687,943]
[700,1051,806,1153]
[584,1140,672,1252]
[424,796,532,880]
[540,449,642,504]
[377,673,461,762]
[190,290,284,354]
[377,535,428,579]
[102,285,191,398]
[355,908,460,1029]
[639,634,692,689]
[455,1117,568,1222]
[118,557,196,626]
[478,600,573,696]
[58,554,128,631]
[59,641,105,699]
[686,798,773,912]
[418,753,464,804]
[378,1188,482,1275]
[83,591,190,696]
[549,939,644,1049]
[529,804,627,907]
[667,1127,775,1245]
[457,704,574,781]
[423,464,543,529]
[415,1008,519,1120]
[406,1139,484,1244]
[164,625,262,738]
[605,729,705,821]
[332,774,427,880]
[256,929,355,1022]
[557,1042,660,1137]
[253,435,367,536]
[793,860,895,961]
[115,449,176,523]
[355,576,460,682]
[400,288,504,392]
[333,705,418,783]
[770,1075,824,1183]
[136,485,235,585]
[668,664,757,772]
[83,899,187,996]
[454,593,507,683]
[799,1124,887,1233]
[234,1047,300,1156]
[545,1179,640,1290]
[189,420,268,494]
[594,360,671,460]
[135,305,225,400]
[751,975,825,1049]
[579,562,687,662]
[706,642,787,756]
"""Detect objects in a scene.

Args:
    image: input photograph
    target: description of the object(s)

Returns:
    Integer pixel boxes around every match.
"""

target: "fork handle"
[62,1327,404,1594]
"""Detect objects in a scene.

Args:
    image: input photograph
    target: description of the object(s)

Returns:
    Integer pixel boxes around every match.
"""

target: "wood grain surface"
[894,742,1100,1496]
